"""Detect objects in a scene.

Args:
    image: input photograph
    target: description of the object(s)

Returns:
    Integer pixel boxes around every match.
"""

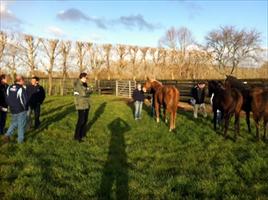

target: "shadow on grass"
[98,117,130,200]
[27,104,75,140]
[85,102,107,136]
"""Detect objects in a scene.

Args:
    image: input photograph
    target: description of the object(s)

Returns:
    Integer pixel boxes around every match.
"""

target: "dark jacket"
[74,80,92,110]
[191,86,206,104]
[0,83,8,109]
[6,84,28,114]
[27,84,46,107]
[132,89,145,102]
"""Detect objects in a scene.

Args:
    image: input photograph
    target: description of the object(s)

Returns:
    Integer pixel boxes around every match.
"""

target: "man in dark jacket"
[3,75,28,143]
[74,72,93,142]
[132,83,145,120]
[191,81,207,119]
[0,74,8,135]
[27,76,46,129]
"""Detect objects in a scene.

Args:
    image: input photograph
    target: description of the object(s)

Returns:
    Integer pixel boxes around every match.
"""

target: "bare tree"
[87,44,104,79]
[116,45,128,77]
[5,44,19,82]
[16,34,40,76]
[205,26,261,75]
[59,41,71,95]
[140,47,149,72]
[76,41,87,73]
[41,38,60,96]
[103,44,112,80]
[0,31,7,64]
[129,46,139,80]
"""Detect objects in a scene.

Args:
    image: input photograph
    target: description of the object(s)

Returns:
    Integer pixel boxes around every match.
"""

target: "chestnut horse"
[208,80,243,140]
[250,87,268,140]
[143,78,180,132]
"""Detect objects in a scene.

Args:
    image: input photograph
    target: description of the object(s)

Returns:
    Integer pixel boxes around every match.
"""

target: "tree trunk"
[48,71,53,96]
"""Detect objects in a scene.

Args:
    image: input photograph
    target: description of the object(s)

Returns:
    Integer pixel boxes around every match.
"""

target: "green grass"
[0,95,268,200]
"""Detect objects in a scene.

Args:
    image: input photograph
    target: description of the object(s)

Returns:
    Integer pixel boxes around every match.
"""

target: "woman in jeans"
[132,83,145,120]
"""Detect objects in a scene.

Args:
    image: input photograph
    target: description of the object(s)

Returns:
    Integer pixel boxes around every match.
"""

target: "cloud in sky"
[118,14,160,31]
[46,26,66,38]
[0,0,23,29]
[56,8,161,31]
[56,8,108,29]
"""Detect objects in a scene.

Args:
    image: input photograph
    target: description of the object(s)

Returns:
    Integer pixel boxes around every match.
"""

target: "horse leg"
[155,103,160,123]
[263,116,268,141]
[246,111,251,133]
[234,113,240,141]
[253,113,260,140]
[213,109,217,131]
[173,111,177,130]
[224,115,230,139]
[163,108,167,124]
[169,111,173,132]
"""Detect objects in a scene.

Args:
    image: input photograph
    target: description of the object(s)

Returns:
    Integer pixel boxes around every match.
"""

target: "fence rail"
[25,78,268,102]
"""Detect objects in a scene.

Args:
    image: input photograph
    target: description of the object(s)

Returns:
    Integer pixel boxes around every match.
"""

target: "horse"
[143,78,180,132]
[250,87,268,140]
[208,80,243,140]
[225,75,252,133]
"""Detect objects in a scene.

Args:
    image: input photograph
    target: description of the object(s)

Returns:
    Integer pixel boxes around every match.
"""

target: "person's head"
[15,75,25,85]
[79,72,88,83]
[137,83,142,91]
[197,81,205,89]
[0,74,7,84]
[31,76,40,86]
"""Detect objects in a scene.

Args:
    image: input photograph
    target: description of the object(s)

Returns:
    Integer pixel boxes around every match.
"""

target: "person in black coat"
[132,83,145,120]
[191,81,207,119]
[26,76,46,129]
[0,74,8,134]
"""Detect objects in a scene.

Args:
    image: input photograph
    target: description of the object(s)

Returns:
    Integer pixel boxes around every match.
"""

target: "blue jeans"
[6,111,27,143]
[134,101,143,119]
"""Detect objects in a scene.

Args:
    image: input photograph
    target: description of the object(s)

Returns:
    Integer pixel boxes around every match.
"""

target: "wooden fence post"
[128,80,131,98]
[116,80,118,96]
[98,80,101,95]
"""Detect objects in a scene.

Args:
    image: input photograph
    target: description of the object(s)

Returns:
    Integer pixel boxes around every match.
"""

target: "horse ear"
[146,77,151,81]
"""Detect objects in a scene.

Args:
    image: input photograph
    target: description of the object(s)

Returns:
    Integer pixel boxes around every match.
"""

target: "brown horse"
[225,75,252,133]
[208,80,243,140]
[250,87,268,140]
[143,78,180,132]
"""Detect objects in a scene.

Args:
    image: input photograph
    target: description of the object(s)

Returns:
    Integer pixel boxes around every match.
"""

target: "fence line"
[24,77,268,102]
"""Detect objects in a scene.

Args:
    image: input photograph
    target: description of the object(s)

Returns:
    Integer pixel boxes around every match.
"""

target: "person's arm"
[40,86,46,104]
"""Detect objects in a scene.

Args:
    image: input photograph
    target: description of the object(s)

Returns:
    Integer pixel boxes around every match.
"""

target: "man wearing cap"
[191,81,207,119]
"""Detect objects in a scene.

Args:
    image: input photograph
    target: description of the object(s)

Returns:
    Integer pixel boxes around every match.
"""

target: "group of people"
[0,72,210,143]
[0,75,45,143]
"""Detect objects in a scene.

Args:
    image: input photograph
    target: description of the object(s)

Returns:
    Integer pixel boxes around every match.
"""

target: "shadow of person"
[98,117,131,200]
[85,102,107,136]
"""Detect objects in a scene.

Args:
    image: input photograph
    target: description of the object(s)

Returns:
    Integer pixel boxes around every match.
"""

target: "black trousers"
[0,111,7,134]
[30,104,41,128]
[74,109,89,141]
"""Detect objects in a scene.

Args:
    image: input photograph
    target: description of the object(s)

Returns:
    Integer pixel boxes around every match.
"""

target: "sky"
[0,0,267,48]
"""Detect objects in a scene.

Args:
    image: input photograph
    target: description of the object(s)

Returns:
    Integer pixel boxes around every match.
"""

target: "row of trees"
[0,26,267,95]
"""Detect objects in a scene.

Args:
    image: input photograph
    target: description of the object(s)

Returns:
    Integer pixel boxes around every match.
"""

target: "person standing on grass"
[26,76,46,129]
[0,74,9,135]
[191,81,207,119]
[73,72,93,142]
[3,76,28,143]
[132,83,145,120]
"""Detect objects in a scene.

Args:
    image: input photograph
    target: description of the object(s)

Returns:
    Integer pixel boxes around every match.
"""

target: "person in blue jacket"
[3,75,28,143]
[132,83,145,120]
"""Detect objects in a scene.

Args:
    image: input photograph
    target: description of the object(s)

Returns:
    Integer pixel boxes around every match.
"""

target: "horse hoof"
[165,120,168,124]
[156,118,160,123]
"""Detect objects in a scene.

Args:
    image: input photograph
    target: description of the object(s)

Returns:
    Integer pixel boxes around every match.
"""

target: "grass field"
[0,95,268,200]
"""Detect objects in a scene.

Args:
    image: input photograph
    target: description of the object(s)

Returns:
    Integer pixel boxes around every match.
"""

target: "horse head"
[143,77,162,92]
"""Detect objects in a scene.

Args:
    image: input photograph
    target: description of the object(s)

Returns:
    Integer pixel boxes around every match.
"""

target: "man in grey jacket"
[73,72,93,142]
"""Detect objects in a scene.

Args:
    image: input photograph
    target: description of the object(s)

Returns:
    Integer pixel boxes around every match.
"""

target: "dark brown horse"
[250,87,268,140]
[208,80,243,140]
[225,75,252,133]
[143,78,180,132]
